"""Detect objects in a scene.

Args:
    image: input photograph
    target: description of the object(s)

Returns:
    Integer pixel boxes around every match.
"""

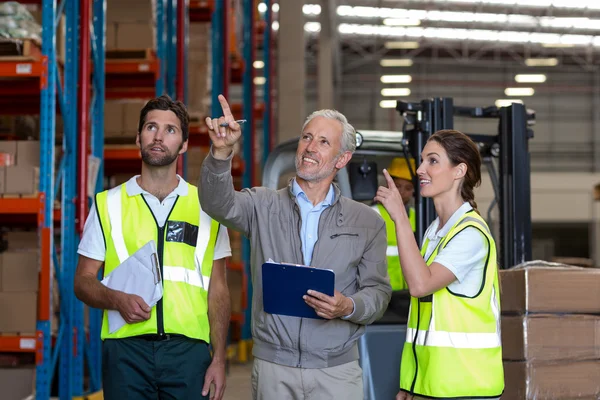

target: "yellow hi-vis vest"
[373,204,415,291]
[399,210,504,399]
[95,182,220,342]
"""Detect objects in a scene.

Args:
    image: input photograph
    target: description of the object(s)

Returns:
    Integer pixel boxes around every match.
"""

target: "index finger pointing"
[382,169,396,189]
[218,94,234,119]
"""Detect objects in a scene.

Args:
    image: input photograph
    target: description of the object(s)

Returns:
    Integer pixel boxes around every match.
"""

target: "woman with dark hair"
[375,130,504,400]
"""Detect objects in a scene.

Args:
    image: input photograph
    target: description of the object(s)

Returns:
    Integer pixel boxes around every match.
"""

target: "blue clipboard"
[262,262,335,319]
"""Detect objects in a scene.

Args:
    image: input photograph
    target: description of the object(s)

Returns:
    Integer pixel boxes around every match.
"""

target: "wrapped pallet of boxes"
[500,261,600,399]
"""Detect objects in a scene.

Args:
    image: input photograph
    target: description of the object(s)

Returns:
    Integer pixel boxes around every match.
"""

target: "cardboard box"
[1,252,39,292]
[499,265,600,314]
[4,166,38,195]
[0,367,35,400]
[503,360,600,400]
[104,101,126,136]
[15,141,40,167]
[4,231,38,250]
[106,22,118,50]
[124,101,148,135]
[502,314,600,361]
[0,141,17,158]
[0,292,37,333]
[116,22,154,49]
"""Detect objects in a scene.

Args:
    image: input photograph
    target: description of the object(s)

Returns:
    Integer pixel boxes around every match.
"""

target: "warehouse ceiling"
[284,0,600,71]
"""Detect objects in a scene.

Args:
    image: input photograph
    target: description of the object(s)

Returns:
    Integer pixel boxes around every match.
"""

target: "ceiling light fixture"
[505,87,535,96]
[380,59,414,67]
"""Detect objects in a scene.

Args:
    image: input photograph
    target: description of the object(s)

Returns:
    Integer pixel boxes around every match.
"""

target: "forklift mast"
[397,98,534,268]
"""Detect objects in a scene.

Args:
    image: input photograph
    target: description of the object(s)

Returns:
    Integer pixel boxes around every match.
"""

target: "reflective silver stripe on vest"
[387,246,399,257]
[193,207,213,290]
[106,186,129,263]
[405,327,501,349]
[162,265,209,290]
[106,185,212,290]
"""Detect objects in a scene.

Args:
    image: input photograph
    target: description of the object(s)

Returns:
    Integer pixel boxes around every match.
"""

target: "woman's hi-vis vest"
[399,210,504,399]
[373,204,415,291]
[95,183,220,342]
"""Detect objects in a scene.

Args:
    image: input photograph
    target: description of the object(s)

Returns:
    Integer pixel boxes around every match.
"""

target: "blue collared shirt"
[292,179,334,266]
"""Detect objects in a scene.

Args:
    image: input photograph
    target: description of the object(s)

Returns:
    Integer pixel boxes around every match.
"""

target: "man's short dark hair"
[138,95,189,141]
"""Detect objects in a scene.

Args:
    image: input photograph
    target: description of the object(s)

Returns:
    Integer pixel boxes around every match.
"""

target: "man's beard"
[295,153,340,183]
[140,143,182,167]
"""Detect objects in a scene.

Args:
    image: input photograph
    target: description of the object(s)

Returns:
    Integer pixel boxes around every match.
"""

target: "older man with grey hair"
[200,95,391,400]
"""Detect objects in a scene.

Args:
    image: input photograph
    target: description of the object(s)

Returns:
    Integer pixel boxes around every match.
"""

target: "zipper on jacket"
[330,233,358,239]
[156,225,166,337]
[294,203,304,367]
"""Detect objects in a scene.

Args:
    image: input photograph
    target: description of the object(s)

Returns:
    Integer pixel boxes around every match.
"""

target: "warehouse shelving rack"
[208,0,276,354]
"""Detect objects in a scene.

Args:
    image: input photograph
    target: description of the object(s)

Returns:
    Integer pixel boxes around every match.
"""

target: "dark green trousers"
[102,335,211,400]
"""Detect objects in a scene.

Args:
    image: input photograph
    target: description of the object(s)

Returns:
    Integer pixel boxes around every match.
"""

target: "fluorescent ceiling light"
[303,4,321,15]
[272,21,280,31]
[380,75,412,83]
[380,59,414,67]
[253,61,265,69]
[384,41,419,49]
[381,88,411,96]
[515,74,546,83]
[495,99,524,108]
[304,22,321,33]
[382,0,600,10]
[258,2,279,13]
[254,77,266,85]
[525,58,559,67]
[383,18,421,26]
[505,87,535,96]
[542,43,574,48]
[334,23,598,48]
[380,100,398,108]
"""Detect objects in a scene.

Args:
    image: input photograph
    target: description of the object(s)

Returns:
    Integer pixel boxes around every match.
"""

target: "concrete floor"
[223,362,253,400]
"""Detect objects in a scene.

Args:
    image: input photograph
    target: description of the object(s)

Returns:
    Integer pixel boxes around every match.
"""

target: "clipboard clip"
[151,252,162,285]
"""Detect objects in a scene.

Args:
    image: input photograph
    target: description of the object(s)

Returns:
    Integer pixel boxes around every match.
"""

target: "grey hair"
[302,109,356,154]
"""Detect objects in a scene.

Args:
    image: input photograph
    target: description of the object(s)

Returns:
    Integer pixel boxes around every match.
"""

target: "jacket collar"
[287,177,342,206]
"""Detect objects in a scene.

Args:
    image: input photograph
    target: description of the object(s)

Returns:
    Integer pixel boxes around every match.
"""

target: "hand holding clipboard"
[262,261,354,320]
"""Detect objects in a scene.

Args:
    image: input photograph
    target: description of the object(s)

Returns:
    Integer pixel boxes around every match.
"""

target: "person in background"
[74,95,231,400]
[375,129,504,400]
[200,94,392,400]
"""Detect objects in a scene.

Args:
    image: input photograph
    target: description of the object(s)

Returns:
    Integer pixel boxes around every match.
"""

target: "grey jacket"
[200,151,392,368]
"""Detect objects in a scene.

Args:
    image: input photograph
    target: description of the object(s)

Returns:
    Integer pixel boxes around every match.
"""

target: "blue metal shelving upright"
[89,0,106,392]
[37,0,58,397]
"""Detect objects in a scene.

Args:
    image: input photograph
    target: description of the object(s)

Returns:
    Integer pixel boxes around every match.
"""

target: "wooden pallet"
[106,48,153,62]
[0,38,42,61]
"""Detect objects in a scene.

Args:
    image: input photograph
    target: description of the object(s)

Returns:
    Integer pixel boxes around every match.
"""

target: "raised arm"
[200,95,256,236]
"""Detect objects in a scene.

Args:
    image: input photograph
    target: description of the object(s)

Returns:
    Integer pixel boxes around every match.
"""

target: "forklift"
[261,98,535,399]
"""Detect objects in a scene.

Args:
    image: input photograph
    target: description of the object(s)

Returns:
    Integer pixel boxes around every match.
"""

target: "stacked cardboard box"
[0,140,39,196]
[104,100,148,140]
[500,263,600,399]
[0,231,39,334]
[106,0,154,51]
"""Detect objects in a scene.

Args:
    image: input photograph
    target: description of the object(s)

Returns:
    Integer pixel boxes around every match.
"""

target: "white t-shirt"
[422,202,489,297]
[77,175,231,262]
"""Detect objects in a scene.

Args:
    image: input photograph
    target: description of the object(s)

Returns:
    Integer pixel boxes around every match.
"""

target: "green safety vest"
[374,204,415,291]
[399,210,504,398]
[95,182,220,342]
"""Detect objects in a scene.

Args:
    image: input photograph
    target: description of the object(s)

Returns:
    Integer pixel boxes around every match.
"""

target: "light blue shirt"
[292,179,334,266]
[292,179,355,319]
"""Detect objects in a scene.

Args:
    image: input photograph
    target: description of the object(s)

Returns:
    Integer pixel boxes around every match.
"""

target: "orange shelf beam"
[0,197,40,214]
[0,335,37,353]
